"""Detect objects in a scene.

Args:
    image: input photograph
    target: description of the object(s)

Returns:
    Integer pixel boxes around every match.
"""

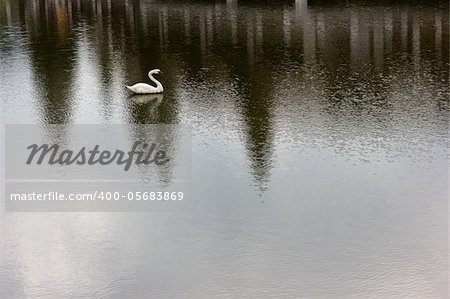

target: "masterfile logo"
[4,124,192,212]
[25,141,170,171]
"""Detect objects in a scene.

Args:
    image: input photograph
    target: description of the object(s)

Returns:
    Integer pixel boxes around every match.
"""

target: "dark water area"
[0,0,448,298]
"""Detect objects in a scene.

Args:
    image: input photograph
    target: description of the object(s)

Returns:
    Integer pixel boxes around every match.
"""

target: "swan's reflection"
[130,93,163,106]
[125,92,166,123]
[128,93,164,122]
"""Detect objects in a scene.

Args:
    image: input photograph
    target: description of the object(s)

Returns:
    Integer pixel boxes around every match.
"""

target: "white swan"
[126,69,164,94]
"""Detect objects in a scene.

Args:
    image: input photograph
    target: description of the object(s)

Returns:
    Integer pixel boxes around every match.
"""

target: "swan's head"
[149,69,161,75]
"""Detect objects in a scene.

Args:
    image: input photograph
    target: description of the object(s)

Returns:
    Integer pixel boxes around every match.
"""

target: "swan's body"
[126,69,163,94]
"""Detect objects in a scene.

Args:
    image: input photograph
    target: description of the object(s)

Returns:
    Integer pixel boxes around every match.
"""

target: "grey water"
[0,0,448,298]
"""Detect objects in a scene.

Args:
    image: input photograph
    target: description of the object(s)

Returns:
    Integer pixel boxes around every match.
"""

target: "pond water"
[0,0,448,298]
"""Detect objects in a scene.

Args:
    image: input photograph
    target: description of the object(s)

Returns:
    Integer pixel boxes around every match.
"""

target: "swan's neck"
[149,74,163,92]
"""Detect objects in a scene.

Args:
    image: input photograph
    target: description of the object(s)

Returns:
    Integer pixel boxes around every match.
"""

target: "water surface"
[0,0,448,298]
